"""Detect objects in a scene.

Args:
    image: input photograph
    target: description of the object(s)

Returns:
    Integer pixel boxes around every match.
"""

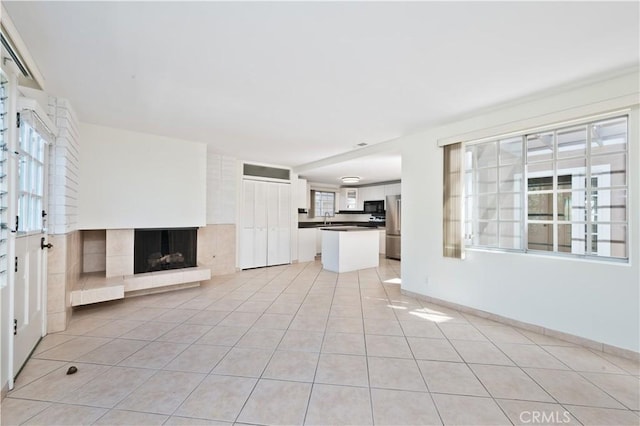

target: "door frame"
[3,93,55,389]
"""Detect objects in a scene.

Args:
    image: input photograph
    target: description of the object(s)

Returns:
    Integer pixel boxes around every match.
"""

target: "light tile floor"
[2,259,639,425]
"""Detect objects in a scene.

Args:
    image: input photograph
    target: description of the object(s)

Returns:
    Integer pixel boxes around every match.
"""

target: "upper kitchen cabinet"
[355,187,370,210]
[339,187,358,210]
[359,186,385,203]
[384,183,401,196]
[296,178,309,210]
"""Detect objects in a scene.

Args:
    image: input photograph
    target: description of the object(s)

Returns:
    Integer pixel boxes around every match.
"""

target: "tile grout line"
[232,261,322,425]
[360,268,377,426]
[301,266,339,426]
[377,260,446,426]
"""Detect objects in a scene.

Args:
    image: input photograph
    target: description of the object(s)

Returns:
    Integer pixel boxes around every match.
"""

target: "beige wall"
[47,231,82,332]
[198,224,236,276]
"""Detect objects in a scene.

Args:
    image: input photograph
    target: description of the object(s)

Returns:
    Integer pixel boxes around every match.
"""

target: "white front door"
[13,116,49,375]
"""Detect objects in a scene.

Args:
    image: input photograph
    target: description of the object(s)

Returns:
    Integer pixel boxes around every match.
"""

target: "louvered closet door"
[266,182,290,266]
[253,181,268,268]
[240,179,268,269]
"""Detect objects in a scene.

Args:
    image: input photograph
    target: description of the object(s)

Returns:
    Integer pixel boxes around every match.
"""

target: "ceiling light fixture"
[341,176,360,184]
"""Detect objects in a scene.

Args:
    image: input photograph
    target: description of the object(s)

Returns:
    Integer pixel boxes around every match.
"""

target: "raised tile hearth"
[71,267,212,306]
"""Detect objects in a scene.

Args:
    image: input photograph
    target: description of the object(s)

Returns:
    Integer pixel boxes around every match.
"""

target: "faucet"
[324,212,331,225]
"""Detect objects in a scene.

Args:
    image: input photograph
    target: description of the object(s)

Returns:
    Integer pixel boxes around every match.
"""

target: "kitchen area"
[295,177,401,272]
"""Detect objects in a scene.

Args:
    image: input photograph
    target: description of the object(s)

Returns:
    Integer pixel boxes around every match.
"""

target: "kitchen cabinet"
[385,183,401,196]
[339,188,358,210]
[298,228,316,262]
[316,228,322,255]
[356,187,371,209]
[379,229,386,255]
[369,186,386,202]
[240,179,291,269]
[321,227,380,273]
[296,178,309,210]
[344,183,400,211]
[357,185,386,210]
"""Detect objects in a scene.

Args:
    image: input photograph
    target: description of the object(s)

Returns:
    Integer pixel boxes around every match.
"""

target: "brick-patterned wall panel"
[47,97,80,235]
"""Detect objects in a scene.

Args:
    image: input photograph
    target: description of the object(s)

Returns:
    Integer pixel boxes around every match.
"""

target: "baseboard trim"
[401,289,640,362]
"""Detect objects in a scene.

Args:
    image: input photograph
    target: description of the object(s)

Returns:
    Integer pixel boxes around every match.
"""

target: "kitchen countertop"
[320,226,380,232]
[299,221,385,229]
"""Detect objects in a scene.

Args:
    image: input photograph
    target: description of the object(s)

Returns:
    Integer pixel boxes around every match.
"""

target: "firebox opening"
[134,228,197,274]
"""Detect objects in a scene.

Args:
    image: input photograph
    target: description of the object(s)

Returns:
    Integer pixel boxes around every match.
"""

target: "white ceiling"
[4,1,639,185]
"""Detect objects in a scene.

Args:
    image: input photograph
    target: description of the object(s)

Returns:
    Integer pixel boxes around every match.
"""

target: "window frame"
[314,190,336,218]
[16,116,48,235]
[463,114,629,262]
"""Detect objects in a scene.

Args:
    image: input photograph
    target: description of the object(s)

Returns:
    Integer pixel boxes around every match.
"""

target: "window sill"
[464,246,630,266]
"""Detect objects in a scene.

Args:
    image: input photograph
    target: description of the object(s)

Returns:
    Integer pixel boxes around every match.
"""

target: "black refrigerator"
[385,195,401,259]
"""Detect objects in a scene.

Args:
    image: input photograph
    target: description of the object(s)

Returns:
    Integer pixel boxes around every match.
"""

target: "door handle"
[40,237,53,250]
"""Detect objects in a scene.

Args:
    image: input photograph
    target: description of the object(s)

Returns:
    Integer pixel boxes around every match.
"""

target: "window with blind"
[463,115,628,261]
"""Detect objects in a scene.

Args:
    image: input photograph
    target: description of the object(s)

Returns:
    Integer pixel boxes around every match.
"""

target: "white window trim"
[464,114,629,263]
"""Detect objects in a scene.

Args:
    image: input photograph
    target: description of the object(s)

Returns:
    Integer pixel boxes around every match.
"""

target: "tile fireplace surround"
[63,226,236,318]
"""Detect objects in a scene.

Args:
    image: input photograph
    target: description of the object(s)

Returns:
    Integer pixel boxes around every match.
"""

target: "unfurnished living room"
[0,2,638,426]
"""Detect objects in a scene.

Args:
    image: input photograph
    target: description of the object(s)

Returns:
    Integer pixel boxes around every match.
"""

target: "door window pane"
[17,122,46,234]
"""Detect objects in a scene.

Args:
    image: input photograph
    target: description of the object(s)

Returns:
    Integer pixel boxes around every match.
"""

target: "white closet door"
[275,183,291,265]
[239,180,255,269]
[266,182,291,266]
[266,182,279,265]
[242,179,291,269]
[254,181,268,268]
[240,179,268,269]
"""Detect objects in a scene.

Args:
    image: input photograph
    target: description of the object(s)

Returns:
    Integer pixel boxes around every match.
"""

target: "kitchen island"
[321,226,380,273]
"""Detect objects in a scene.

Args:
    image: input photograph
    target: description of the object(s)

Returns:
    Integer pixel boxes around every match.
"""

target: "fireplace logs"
[134,228,196,274]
